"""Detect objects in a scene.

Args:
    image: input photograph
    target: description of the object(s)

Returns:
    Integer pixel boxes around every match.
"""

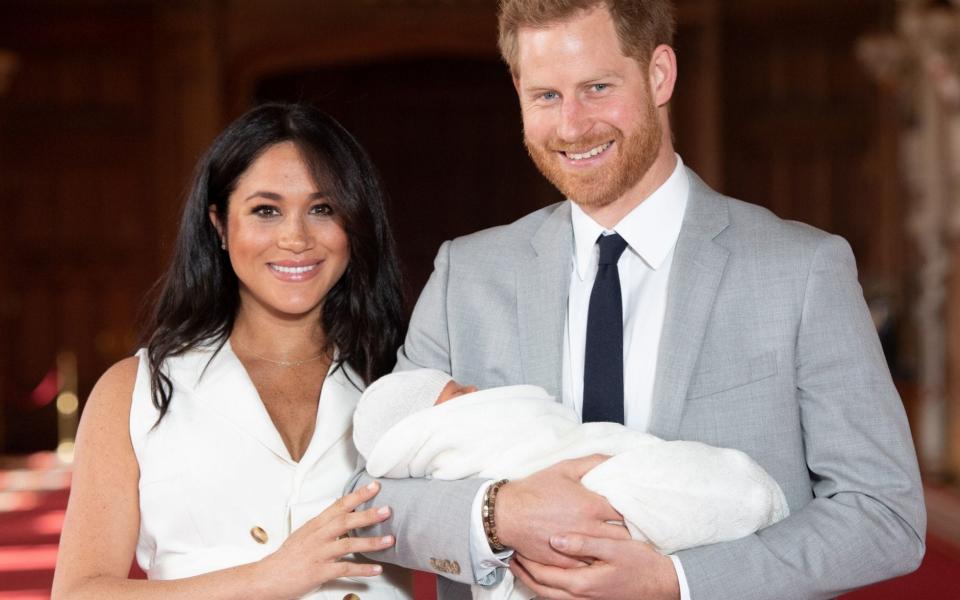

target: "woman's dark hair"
[143,103,406,421]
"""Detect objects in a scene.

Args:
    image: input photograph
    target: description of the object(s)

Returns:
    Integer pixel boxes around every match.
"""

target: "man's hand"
[510,534,681,600]
[495,455,629,567]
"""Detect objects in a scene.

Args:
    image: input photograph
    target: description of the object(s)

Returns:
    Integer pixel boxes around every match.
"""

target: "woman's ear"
[209,206,226,250]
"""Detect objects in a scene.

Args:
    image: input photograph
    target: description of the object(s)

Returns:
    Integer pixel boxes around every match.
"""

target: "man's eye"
[592,83,609,92]
[311,203,334,216]
[541,91,559,101]
[253,205,279,217]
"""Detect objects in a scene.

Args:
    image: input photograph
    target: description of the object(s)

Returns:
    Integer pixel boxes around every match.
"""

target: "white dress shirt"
[561,155,688,431]
[470,155,692,599]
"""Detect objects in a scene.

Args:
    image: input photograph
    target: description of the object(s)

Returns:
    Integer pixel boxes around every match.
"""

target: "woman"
[52,103,412,599]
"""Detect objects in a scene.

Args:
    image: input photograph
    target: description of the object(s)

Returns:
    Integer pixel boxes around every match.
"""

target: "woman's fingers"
[259,482,396,595]
[298,500,392,557]
[322,560,385,580]
[312,534,394,569]
[337,505,391,533]
[306,482,385,531]
[315,504,391,536]
[333,480,381,514]
[335,534,395,557]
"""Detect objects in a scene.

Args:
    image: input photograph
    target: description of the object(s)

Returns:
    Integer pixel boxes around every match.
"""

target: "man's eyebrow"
[522,84,555,95]
[521,72,623,94]
[588,70,622,80]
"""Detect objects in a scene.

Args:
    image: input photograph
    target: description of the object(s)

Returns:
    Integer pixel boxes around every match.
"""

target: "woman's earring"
[220,239,227,250]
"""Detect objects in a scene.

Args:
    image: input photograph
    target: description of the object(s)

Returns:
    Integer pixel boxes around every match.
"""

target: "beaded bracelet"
[482,479,509,552]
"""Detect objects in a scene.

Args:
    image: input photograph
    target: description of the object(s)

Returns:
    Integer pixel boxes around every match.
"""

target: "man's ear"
[648,44,677,107]
[512,74,521,95]
[209,205,225,246]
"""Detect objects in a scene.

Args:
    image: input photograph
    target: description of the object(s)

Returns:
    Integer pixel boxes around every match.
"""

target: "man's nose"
[557,97,592,142]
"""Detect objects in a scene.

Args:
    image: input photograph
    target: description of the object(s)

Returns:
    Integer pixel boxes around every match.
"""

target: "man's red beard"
[524,99,661,209]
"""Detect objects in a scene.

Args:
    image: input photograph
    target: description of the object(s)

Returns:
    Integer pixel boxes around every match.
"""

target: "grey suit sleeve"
[349,242,486,584]
[676,235,926,599]
[393,240,457,373]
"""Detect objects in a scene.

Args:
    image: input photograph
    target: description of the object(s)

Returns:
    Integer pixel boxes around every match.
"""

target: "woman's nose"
[277,217,313,252]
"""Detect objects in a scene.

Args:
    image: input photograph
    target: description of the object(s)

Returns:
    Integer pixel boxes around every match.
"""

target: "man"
[355,1,926,598]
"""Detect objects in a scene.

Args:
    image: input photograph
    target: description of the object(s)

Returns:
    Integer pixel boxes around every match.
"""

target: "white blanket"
[355,385,789,600]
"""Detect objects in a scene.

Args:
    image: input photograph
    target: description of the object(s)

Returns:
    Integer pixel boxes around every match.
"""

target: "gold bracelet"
[482,479,509,552]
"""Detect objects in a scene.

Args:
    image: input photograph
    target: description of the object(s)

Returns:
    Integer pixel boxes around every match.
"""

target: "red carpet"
[1,453,957,600]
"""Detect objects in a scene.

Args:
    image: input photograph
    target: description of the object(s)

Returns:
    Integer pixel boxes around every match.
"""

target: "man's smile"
[559,141,614,162]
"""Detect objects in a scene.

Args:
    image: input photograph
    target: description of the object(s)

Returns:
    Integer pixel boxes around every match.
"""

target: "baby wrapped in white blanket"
[353,369,789,600]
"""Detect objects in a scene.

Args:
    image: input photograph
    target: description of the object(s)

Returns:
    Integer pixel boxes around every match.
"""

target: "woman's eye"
[253,205,280,217]
[311,203,334,216]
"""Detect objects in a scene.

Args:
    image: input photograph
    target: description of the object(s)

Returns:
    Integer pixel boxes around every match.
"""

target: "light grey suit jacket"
[356,169,925,599]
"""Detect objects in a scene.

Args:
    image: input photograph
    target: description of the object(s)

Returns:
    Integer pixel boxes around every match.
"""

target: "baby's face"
[435,380,479,405]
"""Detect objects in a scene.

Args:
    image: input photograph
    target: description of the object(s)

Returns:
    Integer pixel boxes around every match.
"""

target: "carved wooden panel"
[720,1,907,322]
[0,2,157,452]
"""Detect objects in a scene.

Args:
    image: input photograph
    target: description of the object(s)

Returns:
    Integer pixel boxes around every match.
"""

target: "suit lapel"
[517,202,573,399]
[191,342,295,463]
[649,170,731,440]
[297,362,361,470]
[192,343,359,467]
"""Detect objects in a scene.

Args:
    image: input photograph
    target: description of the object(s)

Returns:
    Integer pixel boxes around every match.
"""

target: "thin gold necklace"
[231,337,327,368]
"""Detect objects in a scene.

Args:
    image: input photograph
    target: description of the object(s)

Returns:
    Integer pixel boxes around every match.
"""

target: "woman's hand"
[255,480,395,598]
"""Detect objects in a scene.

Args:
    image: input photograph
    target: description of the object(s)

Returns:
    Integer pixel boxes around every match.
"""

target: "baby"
[353,369,789,600]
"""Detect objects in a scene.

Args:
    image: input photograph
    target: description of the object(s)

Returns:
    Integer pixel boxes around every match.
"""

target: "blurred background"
[0,0,958,598]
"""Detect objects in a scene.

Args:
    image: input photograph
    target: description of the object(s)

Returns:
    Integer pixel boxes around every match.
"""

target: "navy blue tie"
[582,233,628,424]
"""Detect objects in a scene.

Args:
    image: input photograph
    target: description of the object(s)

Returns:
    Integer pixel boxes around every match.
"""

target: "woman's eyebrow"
[243,191,329,201]
[244,191,282,201]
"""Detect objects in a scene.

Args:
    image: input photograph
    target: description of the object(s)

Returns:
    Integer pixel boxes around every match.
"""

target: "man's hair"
[497,0,676,75]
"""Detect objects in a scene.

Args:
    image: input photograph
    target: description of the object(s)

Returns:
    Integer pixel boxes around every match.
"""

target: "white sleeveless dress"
[129,342,413,599]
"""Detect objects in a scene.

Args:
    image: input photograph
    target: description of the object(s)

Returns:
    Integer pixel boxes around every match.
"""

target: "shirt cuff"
[469,480,514,585]
[669,554,691,600]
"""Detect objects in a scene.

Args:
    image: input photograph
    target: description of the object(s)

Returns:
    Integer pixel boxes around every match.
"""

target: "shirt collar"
[571,154,689,280]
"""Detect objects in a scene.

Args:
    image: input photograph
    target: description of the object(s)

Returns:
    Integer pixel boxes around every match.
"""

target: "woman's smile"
[268,260,323,281]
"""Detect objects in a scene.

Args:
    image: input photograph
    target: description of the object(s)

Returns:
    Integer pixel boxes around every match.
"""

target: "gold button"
[343,594,361,600]
[250,526,268,544]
